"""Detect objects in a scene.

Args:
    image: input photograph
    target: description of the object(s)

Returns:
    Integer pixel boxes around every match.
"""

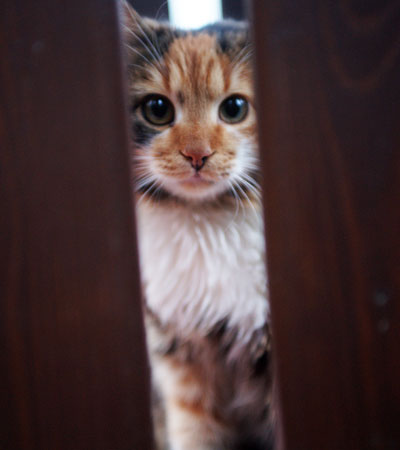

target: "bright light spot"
[168,0,223,29]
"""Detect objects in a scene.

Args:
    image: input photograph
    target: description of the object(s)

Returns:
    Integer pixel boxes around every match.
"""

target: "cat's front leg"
[165,396,226,450]
[153,356,226,450]
[146,315,228,449]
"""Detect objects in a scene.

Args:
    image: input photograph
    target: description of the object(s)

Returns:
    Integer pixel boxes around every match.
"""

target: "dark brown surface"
[0,1,153,449]
[252,1,400,449]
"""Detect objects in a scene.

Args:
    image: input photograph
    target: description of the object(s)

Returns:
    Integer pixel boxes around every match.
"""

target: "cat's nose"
[180,147,212,171]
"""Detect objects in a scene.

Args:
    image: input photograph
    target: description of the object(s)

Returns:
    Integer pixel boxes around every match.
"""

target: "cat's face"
[124,6,258,203]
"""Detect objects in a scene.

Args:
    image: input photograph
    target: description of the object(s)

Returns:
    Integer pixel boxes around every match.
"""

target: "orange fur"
[130,31,256,201]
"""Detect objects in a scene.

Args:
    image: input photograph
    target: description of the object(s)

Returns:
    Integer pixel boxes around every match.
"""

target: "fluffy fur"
[122,3,273,449]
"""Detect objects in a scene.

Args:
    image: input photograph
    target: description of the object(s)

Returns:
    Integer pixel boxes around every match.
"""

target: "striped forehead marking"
[163,34,231,100]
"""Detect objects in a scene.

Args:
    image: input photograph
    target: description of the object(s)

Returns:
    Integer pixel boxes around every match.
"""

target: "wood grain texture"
[251,1,400,449]
[0,1,153,449]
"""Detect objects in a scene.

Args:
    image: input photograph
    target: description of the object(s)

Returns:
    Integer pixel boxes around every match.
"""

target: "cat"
[122,2,274,449]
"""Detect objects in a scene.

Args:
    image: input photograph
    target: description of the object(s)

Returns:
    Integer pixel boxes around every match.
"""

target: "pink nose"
[181,147,212,171]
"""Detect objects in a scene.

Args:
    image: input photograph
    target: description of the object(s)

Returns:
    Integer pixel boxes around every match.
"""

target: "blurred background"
[129,0,245,28]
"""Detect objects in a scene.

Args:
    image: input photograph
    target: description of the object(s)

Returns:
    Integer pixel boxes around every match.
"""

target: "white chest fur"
[136,200,269,341]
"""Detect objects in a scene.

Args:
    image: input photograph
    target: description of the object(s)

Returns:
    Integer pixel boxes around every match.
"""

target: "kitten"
[122,3,274,449]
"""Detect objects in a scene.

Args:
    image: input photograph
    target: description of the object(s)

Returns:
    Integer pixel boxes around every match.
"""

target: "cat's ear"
[120,0,143,36]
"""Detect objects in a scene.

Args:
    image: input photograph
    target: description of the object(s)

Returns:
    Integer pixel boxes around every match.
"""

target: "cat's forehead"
[164,34,231,100]
[132,31,253,104]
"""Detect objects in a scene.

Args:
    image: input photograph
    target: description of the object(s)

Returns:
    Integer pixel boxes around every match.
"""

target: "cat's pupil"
[219,95,248,124]
[225,97,243,117]
[150,98,168,118]
[142,95,174,126]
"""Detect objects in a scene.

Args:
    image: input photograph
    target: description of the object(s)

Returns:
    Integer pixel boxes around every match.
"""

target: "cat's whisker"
[134,172,157,187]
[155,0,169,21]
[232,178,259,218]
[127,62,158,78]
[134,169,153,178]
[238,181,261,207]
[133,152,151,161]
[123,10,165,73]
[153,183,166,202]
[238,174,261,198]
[231,43,253,70]
[242,159,260,171]
[227,181,240,220]
[136,176,156,190]
[136,180,160,205]
[228,180,245,221]
[124,25,150,52]
[134,171,156,187]
[237,167,261,186]
[124,27,164,73]
[124,43,161,74]
[130,18,163,63]
[238,50,254,67]
[230,44,249,67]
[132,164,153,176]
[133,160,152,170]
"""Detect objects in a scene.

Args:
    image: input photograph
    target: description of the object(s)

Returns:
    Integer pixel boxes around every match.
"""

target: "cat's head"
[123,2,258,203]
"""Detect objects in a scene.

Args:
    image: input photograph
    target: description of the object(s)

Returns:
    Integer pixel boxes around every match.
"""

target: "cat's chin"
[163,177,230,202]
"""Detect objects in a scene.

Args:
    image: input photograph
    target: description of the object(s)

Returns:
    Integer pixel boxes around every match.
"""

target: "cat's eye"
[141,95,174,126]
[219,95,249,124]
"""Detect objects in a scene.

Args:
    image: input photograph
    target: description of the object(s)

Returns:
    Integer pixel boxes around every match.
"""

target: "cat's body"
[123,4,274,448]
[139,201,273,450]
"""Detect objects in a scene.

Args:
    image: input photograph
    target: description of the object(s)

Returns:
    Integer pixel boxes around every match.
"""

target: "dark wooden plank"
[251,1,400,449]
[0,1,153,449]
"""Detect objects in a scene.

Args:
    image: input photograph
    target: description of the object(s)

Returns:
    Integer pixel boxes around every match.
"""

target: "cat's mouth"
[180,173,214,187]
[160,171,230,202]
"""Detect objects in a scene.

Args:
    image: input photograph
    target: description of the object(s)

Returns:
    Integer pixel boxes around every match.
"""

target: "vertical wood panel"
[251,1,400,449]
[0,1,153,449]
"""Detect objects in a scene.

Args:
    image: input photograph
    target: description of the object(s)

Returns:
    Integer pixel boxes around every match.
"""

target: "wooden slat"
[251,1,400,449]
[0,1,153,449]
